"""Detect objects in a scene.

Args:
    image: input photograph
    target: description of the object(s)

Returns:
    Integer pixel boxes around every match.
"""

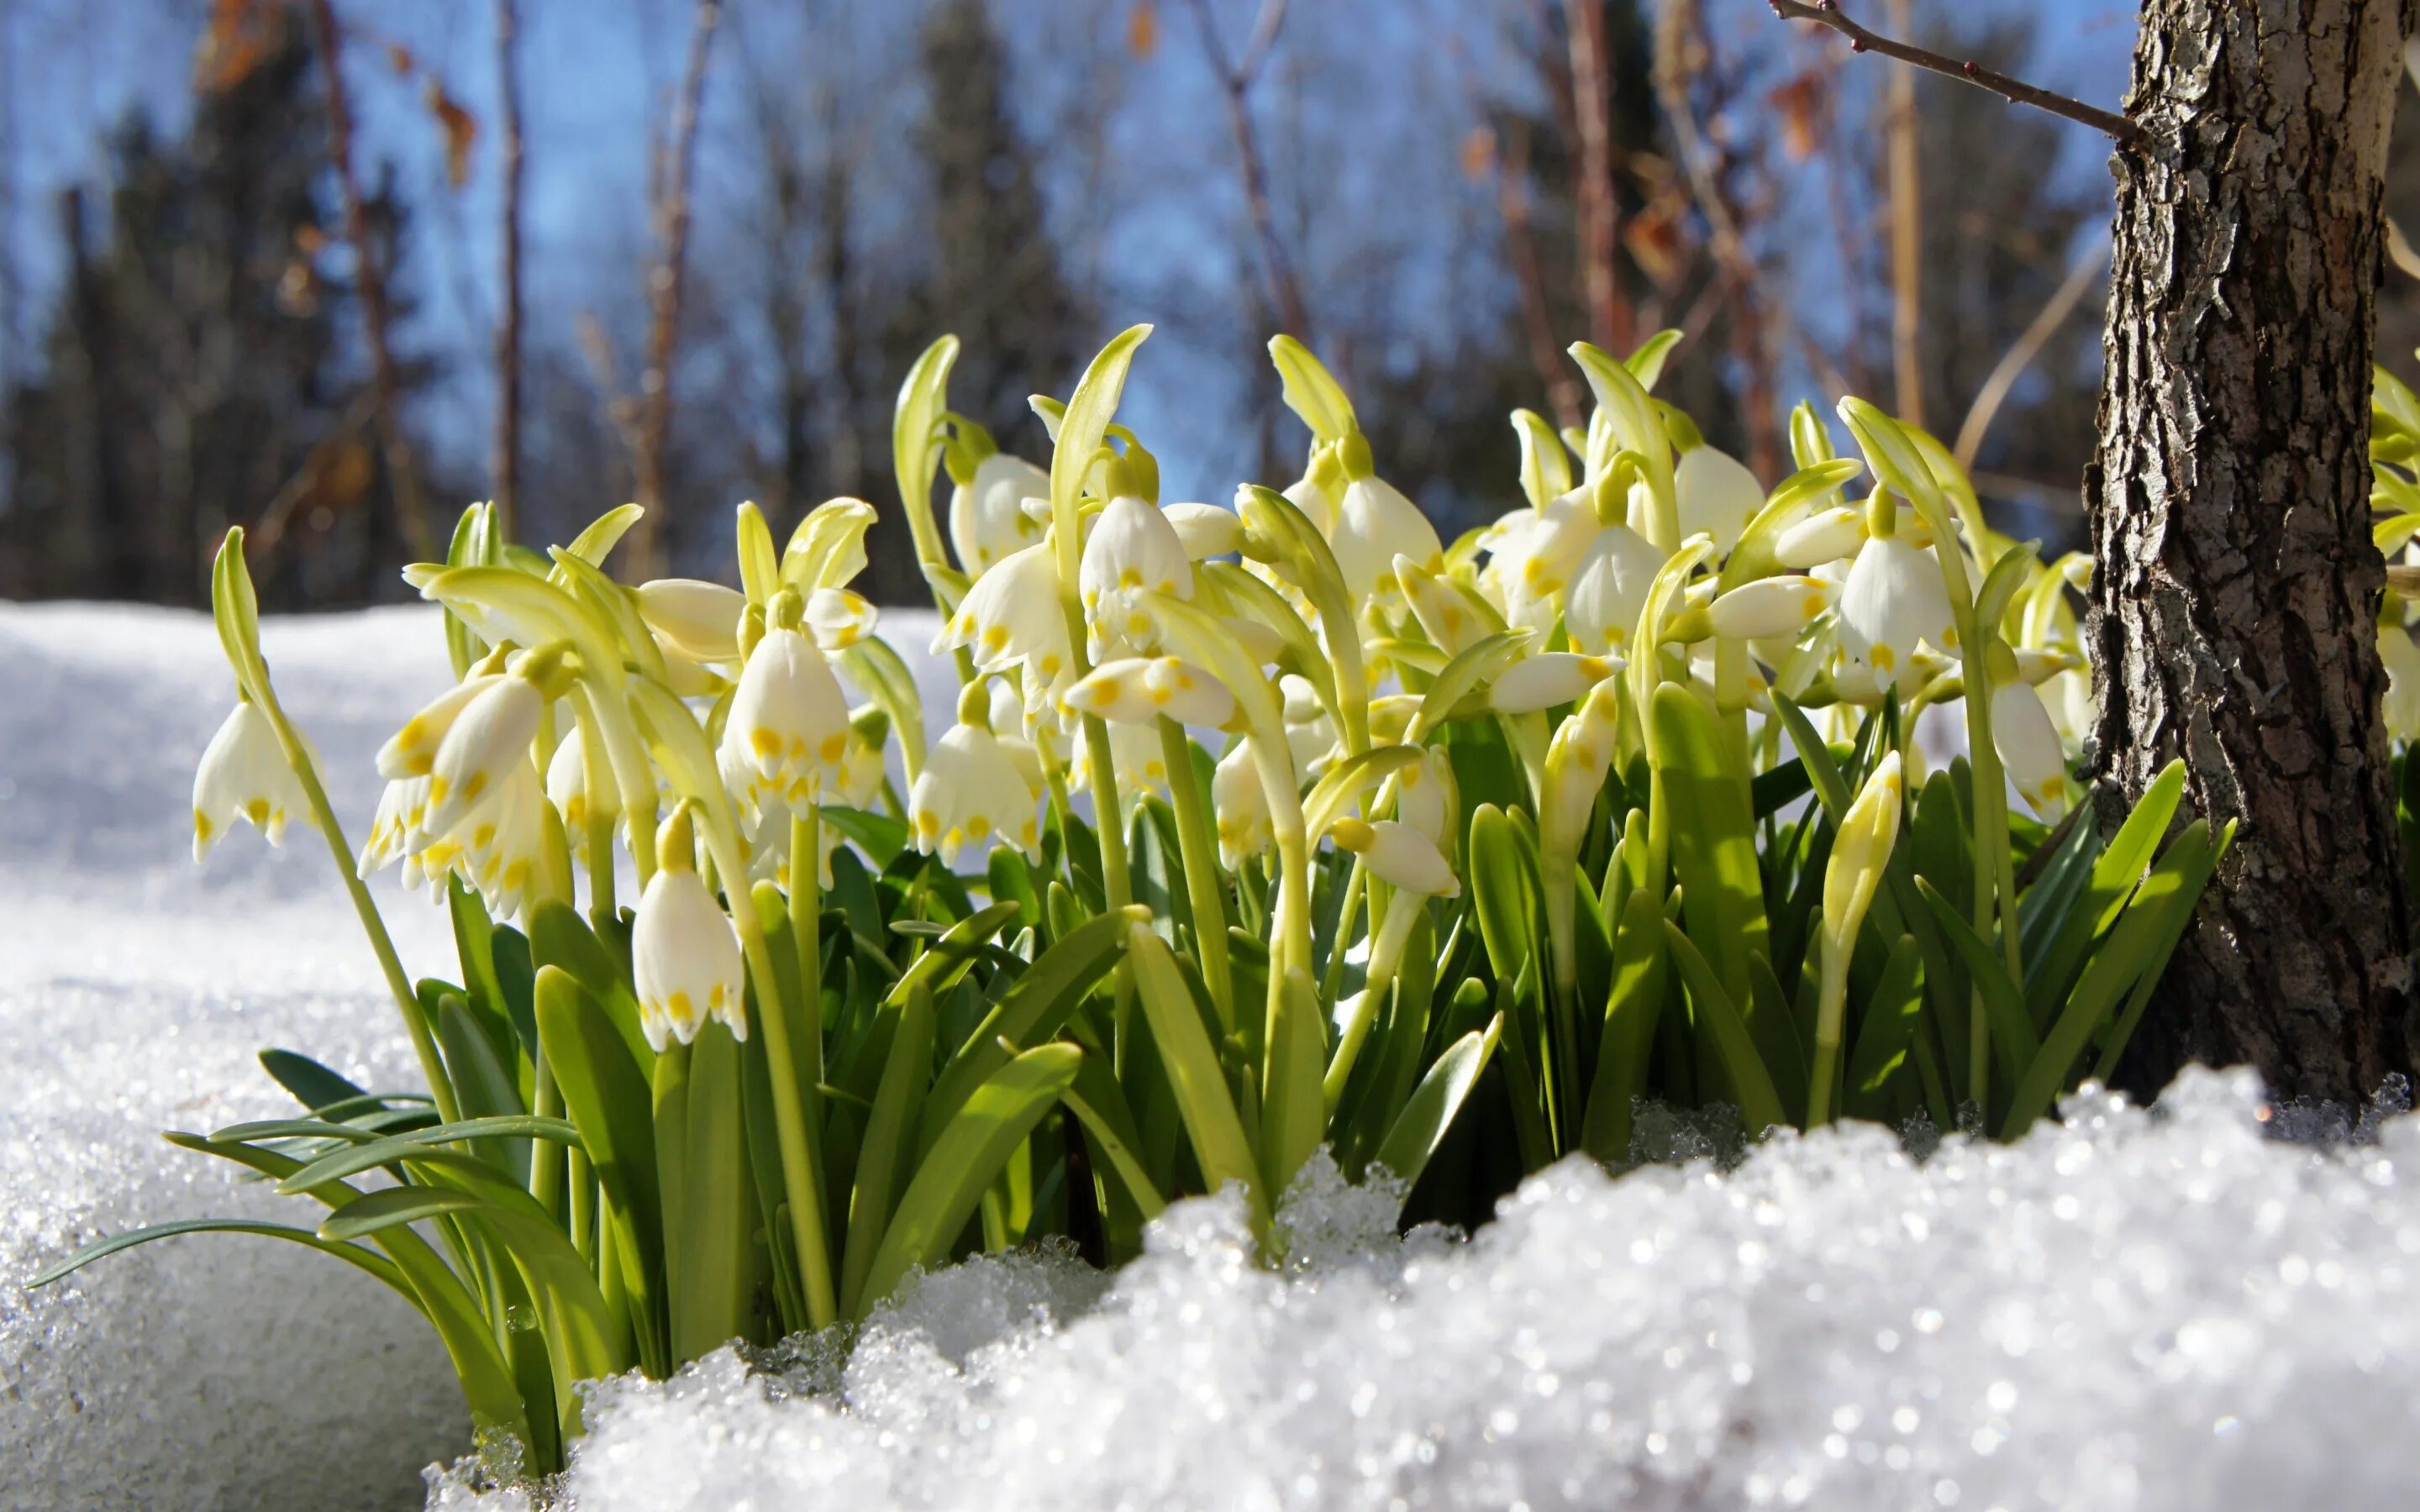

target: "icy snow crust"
[8,603,2420,1511]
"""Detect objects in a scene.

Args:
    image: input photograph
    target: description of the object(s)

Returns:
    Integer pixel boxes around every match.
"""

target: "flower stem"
[1157,717,1234,1032]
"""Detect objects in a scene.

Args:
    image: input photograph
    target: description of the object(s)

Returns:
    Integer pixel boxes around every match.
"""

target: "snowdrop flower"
[376,674,503,780]
[1162,502,1244,560]
[358,774,431,879]
[1109,721,1174,800]
[934,542,1073,706]
[1398,558,1489,656]
[421,646,564,837]
[632,806,745,1052]
[1675,446,1764,558]
[1383,745,1455,845]
[192,701,306,861]
[1063,655,1236,729]
[451,759,548,919]
[803,588,878,653]
[1539,680,1624,878]
[725,603,854,806]
[1081,496,1194,655]
[1281,675,1338,777]
[636,579,746,664]
[546,727,618,848]
[1563,522,1667,654]
[909,714,1044,866]
[1991,673,2071,819]
[1490,652,1624,714]
[1708,575,1834,642]
[949,451,1050,576]
[1284,472,1338,538]
[1213,740,1272,870]
[1329,474,1443,611]
[1835,526,1955,683]
[1328,816,1460,898]
[1823,751,1904,965]
[1775,506,1868,570]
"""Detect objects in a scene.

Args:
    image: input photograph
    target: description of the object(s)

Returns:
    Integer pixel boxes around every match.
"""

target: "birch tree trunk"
[2089,0,2420,1104]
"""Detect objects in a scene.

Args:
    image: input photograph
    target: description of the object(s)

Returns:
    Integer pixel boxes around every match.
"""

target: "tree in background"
[0,14,424,607]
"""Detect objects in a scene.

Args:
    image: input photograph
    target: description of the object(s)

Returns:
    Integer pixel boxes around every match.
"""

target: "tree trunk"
[2089,0,2419,1105]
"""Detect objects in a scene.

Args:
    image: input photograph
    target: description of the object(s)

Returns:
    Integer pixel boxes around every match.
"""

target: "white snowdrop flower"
[2012,647,2081,685]
[1709,575,1834,641]
[1992,677,2071,819]
[633,807,745,1052]
[1564,522,1668,655]
[1281,675,1338,777]
[192,701,306,861]
[1540,679,1623,865]
[422,657,554,837]
[1836,533,1956,680]
[653,641,728,699]
[1385,745,1455,845]
[934,542,1073,699]
[1491,652,1624,714]
[1501,489,1600,599]
[1161,501,1244,560]
[1675,446,1765,557]
[725,622,854,806]
[1213,740,1273,870]
[1775,506,1868,570]
[635,579,747,664]
[358,773,430,879]
[910,720,1044,865]
[1063,656,1237,728]
[1284,474,1337,538]
[1108,720,1174,800]
[803,588,879,653]
[546,728,618,837]
[1329,475,1443,610]
[377,674,503,780]
[1081,496,1194,656]
[2385,627,2420,742]
[1398,557,1487,656]
[1823,750,1904,963]
[948,451,1050,576]
[1328,816,1460,898]
[452,759,548,919]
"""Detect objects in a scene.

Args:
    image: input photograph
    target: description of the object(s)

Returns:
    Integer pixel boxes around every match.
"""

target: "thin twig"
[307,0,435,562]
[628,0,721,580]
[1565,0,1629,349]
[1769,0,2146,146]
[1951,238,2109,472]
[1496,123,1584,433]
[1186,0,1310,341]
[492,0,526,541]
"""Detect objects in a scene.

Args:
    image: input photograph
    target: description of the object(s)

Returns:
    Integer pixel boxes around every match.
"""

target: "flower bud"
[1328,816,1460,898]
[1064,656,1237,728]
[1708,575,1834,641]
[1490,651,1624,714]
[636,578,747,664]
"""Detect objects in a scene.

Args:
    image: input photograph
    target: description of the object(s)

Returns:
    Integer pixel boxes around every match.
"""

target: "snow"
[8,600,2420,1512]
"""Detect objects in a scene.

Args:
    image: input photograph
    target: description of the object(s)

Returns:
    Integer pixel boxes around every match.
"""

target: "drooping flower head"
[632,803,745,1052]
[192,700,308,861]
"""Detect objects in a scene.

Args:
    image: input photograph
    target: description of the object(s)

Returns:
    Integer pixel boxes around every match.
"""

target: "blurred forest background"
[0,0,2392,609]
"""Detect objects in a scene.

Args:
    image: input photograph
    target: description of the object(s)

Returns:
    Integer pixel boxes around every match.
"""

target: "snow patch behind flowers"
[434,1068,2420,1512]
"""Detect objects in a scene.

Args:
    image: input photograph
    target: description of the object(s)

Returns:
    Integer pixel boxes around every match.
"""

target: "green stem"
[1156,717,1234,1031]
[1323,888,1420,1110]
[1079,711,1134,909]
[531,1054,566,1220]
[788,806,826,1087]
[1320,861,1367,1008]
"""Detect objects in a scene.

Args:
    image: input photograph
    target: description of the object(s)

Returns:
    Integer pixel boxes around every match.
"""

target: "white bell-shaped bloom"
[1563,522,1667,654]
[949,451,1050,577]
[1162,502,1243,560]
[1991,678,2070,819]
[377,674,503,780]
[1064,655,1236,728]
[452,759,548,919]
[934,542,1073,703]
[192,701,307,861]
[1836,533,1956,680]
[2385,627,2420,743]
[1502,490,1600,600]
[1708,575,1834,641]
[1329,475,1442,610]
[1108,721,1174,800]
[725,623,854,806]
[803,588,878,654]
[1328,816,1460,898]
[1399,557,1487,656]
[1213,740,1272,870]
[1675,447,1764,557]
[1775,506,1867,570]
[632,815,745,1052]
[1081,496,1193,656]
[1491,652,1624,714]
[1281,675,1338,777]
[359,774,432,880]
[422,672,547,837]
[636,579,746,664]
[1386,744,1455,844]
[909,720,1044,865]
[546,729,619,843]
[1284,475,1337,538]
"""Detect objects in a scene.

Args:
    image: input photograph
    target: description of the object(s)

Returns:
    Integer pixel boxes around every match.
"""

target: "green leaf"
[1371,1015,1502,1193]
[840,983,937,1318]
[856,1043,1082,1311]
[1268,334,1359,444]
[1060,1048,1168,1222]
[1413,629,1533,741]
[437,994,529,1179]
[1624,329,1683,391]
[1300,744,1428,842]
[1844,933,1928,1120]
[276,1117,582,1194]
[886,900,1021,1011]
[1718,459,1867,592]
[317,1184,487,1241]
[1914,878,2042,1071]
[563,503,644,570]
[1050,326,1154,527]
[1652,685,1767,1005]
[534,967,663,1359]
[1659,921,1788,1137]
[2023,760,2187,1027]
[28,1218,406,1292]
[2091,822,2233,1083]
[892,336,960,569]
[1581,886,1670,1163]
[1127,926,1265,1229]
[529,900,655,1072]
[2004,819,2218,1134]
[1467,804,1542,991]
[257,1048,372,1114]
[823,806,910,870]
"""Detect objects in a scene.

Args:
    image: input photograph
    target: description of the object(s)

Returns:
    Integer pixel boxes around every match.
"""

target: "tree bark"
[2090,0,2419,1105]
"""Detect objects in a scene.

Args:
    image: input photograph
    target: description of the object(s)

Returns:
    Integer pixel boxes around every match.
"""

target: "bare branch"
[492,0,526,541]
[1769,0,2145,146]
[624,0,720,580]
[1951,237,2108,472]
[1882,0,1921,427]
[307,0,436,562]
[1493,124,1584,433]
[1186,0,1311,341]
[1565,0,1629,349]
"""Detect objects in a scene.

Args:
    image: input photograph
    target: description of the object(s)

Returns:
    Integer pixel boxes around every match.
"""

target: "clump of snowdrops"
[37,326,2221,1475]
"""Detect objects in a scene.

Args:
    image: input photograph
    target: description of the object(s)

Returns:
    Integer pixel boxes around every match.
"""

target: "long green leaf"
[1050,326,1153,527]
[2023,761,2188,1027]
[1581,886,1670,1163]
[29,1218,405,1292]
[1371,1014,1502,1193]
[1660,921,1788,1137]
[1914,877,2043,1070]
[1127,926,1266,1227]
[840,984,937,1317]
[1654,684,1767,1005]
[534,966,664,1371]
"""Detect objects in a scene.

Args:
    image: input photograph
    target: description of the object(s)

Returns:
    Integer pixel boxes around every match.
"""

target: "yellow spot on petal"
[968,815,992,839]
[820,732,847,764]
[1871,644,1897,671]
[244,798,270,826]
[461,770,487,805]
